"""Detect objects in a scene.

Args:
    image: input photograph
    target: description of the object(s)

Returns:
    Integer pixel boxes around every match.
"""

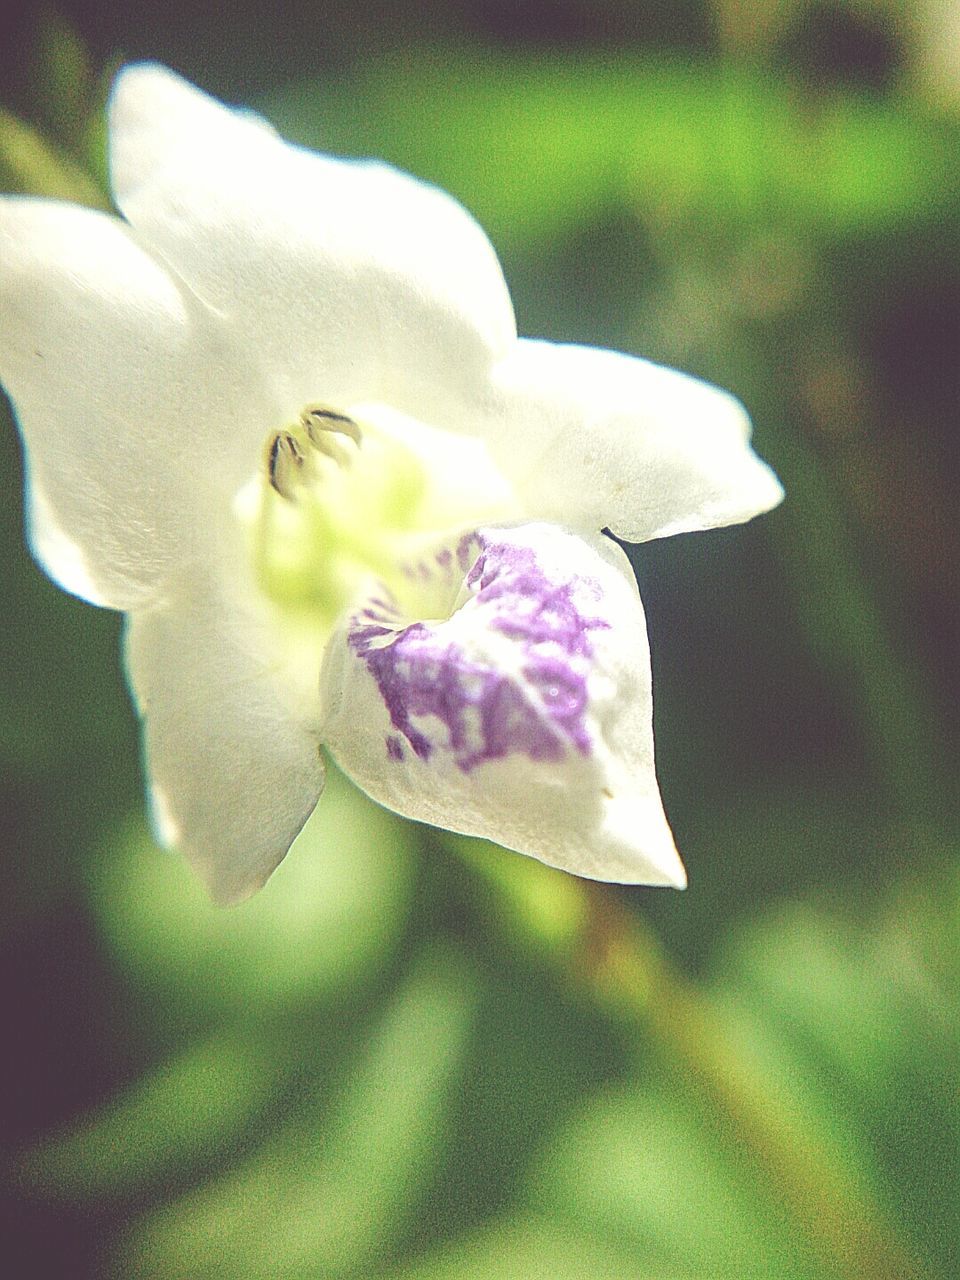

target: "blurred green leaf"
[93,764,415,1026]
[537,857,960,1280]
[20,1030,279,1201]
[0,105,106,205]
[113,946,477,1278]
[716,870,960,1277]
[384,1214,661,1279]
[266,55,952,251]
[538,1078,824,1278]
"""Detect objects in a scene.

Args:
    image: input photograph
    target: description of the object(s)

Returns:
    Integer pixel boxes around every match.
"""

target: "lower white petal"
[124,576,324,904]
[487,339,784,543]
[321,523,685,888]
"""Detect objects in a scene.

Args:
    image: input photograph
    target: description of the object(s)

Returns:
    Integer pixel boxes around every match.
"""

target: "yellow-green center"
[244,402,518,633]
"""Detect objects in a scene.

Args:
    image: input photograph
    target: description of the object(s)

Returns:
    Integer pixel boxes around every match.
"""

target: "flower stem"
[576,883,937,1280]
[454,831,935,1278]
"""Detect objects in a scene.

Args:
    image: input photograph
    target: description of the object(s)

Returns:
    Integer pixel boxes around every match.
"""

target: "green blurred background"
[1,2,957,1277]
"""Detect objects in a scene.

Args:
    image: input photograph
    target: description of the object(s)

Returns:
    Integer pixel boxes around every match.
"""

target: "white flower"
[0,64,783,903]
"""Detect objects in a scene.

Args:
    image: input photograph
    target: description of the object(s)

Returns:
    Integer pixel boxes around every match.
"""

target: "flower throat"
[250,402,516,630]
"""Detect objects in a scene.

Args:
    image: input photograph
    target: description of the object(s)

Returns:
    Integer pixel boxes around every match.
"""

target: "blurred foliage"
[268,53,953,246]
[1,2,958,1278]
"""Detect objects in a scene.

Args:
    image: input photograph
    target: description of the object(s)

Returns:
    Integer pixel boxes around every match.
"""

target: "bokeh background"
[1,2,957,1277]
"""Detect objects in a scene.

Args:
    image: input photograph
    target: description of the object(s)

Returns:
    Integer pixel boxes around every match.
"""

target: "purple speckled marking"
[349,535,609,772]
[456,535,475,572]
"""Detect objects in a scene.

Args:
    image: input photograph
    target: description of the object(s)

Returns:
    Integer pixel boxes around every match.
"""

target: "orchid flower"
[0,65,783,903]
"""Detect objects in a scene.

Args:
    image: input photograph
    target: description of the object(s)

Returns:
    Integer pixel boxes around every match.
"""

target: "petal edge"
[124,579,324,904]
[487,340,784,543]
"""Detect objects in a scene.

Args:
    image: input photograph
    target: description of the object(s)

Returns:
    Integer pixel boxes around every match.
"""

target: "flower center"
[240,401,518,636]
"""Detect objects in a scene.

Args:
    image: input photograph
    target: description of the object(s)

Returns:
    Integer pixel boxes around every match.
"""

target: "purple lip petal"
[348,533,609,772]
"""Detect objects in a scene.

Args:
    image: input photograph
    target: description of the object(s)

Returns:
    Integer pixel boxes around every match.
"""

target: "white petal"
[321,524,686,888]
[486,339,784,543]
[124,576,324,904]
[108,64,516,426]
[0,197,268,609]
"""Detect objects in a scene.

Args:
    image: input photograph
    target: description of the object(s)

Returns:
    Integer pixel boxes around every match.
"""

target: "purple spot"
[456,533,477,572]
[386,735,405,761]
[367,594,397,614]
[350,535,609,771]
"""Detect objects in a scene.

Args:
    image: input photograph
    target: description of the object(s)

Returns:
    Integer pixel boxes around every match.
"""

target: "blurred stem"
[459,831,938,1279]
[577,883,936,1280]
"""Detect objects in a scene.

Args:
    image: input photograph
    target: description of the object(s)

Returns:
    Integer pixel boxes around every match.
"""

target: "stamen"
[267,430,306,500]
[300,404,363,447]
[250,401,518,626]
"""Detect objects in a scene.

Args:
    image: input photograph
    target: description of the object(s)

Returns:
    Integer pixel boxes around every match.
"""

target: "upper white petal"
[320,523,685,888]
[124,572,324,905]
[485,339,784,543]
[108,63,517,428]
[0,197,270,609]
